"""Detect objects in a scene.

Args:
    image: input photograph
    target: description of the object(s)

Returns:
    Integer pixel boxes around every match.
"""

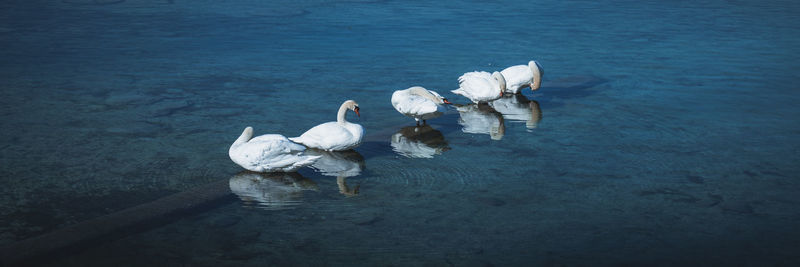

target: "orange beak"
[443,99,452,105]
[354,106,360,117]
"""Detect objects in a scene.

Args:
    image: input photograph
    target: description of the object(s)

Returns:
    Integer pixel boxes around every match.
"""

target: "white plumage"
[229,127,320,172]
[451,71,507,103]
[290,100,364,151]
[391,86,451,124]
[500,60,543,94]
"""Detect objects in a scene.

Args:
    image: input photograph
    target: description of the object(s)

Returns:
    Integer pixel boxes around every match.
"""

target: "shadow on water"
[0,177,237,266]
[527,75,609,106]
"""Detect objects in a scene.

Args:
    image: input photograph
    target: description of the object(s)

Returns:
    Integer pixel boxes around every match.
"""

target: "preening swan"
[229,127,320,172]
[391,86,452,125]
[500,60,543,94]
[290,100,364,151]
[451,71,507,103]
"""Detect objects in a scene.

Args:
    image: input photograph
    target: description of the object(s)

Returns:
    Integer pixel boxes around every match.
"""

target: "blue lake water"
[1,0,800,265]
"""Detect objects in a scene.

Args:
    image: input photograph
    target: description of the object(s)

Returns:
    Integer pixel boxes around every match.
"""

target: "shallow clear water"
[2,0,800,265]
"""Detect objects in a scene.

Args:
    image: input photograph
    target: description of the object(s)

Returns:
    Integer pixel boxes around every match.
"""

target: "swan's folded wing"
[501,65,532,89]
[396,95,438,116]
[291,122,352,149]
[457,71,494,99]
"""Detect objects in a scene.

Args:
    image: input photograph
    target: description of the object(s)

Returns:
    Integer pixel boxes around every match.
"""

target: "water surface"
[1,0,799,265]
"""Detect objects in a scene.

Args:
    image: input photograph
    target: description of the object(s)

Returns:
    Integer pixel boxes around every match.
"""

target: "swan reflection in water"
[456,103,505,140]
[228,171,319,210]
[390,125,451,158]
[488,94,542,130]
[305,149,365,197]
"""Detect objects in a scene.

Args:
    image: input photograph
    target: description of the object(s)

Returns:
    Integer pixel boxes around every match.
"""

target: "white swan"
[488,94,543,129]
[500,60,544,94]
[290,100,364,151]
[391,86,452,125]
[390,125,450,158]
[229,127,321,172]
[451,71,507,103]
[456,103,505,140]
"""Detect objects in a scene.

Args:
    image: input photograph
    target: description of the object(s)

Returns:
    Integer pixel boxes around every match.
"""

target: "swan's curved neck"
[493,72,507,91]
[337,103,349,124]
[233,127,254,146]
[410,87,439,103]
[529,61,542,90]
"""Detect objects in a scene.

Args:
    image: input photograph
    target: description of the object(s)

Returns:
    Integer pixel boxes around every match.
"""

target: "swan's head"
[344,100,360,117]
[528,60,543,91]
[492,71,507,96]
[433,92,453,105]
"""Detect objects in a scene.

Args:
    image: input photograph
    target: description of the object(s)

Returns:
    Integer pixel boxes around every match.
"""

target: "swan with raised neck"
[290,100,364,151]
[337,100,360,124]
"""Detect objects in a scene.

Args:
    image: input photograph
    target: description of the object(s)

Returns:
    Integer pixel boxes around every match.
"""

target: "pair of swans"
[229,100,364,172]
[452,60,544,103]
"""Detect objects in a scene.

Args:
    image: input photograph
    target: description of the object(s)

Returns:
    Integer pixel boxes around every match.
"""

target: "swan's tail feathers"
[233,126,254,146]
